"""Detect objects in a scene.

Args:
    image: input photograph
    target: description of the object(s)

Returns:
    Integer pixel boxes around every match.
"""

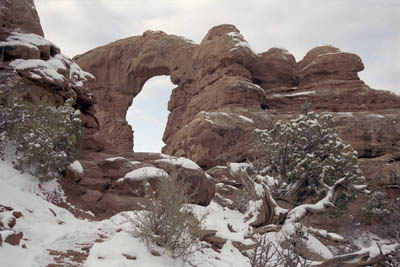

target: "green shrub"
[362,191,391,223]
[0,94,82,180]
[255,108,364,207]
[362,191,400,226]
[131,169,202,260]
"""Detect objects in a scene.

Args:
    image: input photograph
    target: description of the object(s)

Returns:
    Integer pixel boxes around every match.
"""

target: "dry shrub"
[131,168,203,261]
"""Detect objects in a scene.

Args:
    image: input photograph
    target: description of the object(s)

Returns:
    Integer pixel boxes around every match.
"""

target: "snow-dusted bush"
[362,191,400,234]
[361,191,391,223]
[0,94,82,180]
[255,109,364,205]
[233,169,259,213]
[131,169,202,260]
[250,227,310,267]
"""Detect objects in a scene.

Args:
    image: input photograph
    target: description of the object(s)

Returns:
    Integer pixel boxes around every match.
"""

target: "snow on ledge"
[272,91,316,98]
[68,160,83,174]
[238,115,254,123]
[105,157,126,162]
[367,114,385,119]
[0,32,56,50]
[157,154,201,170]
[117,167,168,182]
[336,112,354,117]
[3,32,94,88]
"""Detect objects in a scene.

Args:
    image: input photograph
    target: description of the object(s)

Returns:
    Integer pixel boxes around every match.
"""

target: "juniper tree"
[255,109,364,206]
[0,94,82,180]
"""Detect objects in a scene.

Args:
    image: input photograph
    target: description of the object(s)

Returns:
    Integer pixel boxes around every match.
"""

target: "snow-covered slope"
[1,159,398,266]
[0,161,250,267]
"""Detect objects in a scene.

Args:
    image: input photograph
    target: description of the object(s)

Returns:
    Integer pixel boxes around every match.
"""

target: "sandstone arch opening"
[126,75,174,152]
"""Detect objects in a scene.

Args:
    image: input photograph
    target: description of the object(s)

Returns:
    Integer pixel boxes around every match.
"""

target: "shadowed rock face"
[75,24,400,169]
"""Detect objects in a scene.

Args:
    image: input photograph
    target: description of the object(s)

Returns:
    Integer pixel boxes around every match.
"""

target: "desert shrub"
[232,168,259,213]
[255,107,364,208]
[131,169,202,260]
[362,191,400,239]
[250,235,279,267]
[0,94,82,180]
[250,228,310,267]
[361,191,391,223]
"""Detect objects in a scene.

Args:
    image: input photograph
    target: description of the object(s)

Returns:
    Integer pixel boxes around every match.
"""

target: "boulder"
[5,232,23,246]
[251,47,298,90]
[298,46,364,88]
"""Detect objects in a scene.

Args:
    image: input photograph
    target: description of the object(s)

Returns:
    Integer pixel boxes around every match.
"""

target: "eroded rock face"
[0,0,44,37]
[75,27,400,170]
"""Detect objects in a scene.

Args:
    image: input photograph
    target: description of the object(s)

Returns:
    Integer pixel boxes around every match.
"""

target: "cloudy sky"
[35,0,399,152]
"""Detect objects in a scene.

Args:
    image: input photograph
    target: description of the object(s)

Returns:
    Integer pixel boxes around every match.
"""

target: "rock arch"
[74,30,197,152]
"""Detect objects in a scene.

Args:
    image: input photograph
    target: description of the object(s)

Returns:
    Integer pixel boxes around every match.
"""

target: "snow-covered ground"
[1,159,398,266]
[0,161,250,267]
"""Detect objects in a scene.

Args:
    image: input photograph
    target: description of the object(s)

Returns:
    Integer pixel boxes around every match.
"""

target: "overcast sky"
[35,0,399,152]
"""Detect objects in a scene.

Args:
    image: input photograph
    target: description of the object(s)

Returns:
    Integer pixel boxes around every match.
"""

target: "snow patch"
[105,156,126,162]
[85,231,177,267]
[367,114,385,119]
[0,32,55,50]
[68,160,83,174]
[238,115,254,123]
[229,162,251,174]
[10,59,65,82]
[117,166,168,182]
[157,155,201,170]
[3,32,94,88]
[336,112,354,117]
[273,91,315,98]
[226,31,254,53]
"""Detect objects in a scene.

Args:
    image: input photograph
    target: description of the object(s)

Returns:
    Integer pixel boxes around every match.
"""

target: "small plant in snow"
[233,168,259,213]
[131,169,203,261]
[362,191,400,240]
[361,191,391,223]
[0,94,82,181]
[255,107,364,208]
[250,227,310,267]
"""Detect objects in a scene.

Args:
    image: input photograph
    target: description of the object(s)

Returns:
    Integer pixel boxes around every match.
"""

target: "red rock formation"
[0,0,44,37]
[75,25,400,170]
